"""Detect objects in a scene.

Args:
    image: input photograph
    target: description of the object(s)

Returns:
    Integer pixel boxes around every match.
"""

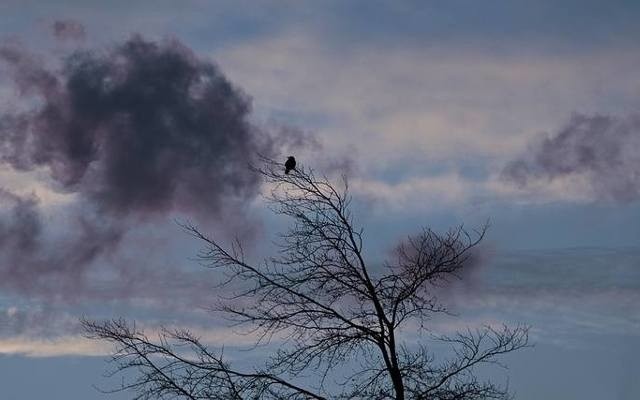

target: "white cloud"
[212,32,640,207]
[0,323,283,358]
[216,31,640,173]
[346,169,599,212]
[486,171,597,204]
[0,335,109,357]
[351,173,473,211]
[0,166,76,208]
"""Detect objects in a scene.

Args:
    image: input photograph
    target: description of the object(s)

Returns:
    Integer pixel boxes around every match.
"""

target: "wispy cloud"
[217,32,640,173]
[50,19,86,41]
[0,335,108,357]
[501,113,640,203]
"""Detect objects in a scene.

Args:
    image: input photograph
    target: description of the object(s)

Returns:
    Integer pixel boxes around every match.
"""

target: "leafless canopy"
[83,157,529,400]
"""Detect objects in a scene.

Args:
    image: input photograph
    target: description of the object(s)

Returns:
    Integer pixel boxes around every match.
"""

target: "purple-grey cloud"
[0,34,312,302]
[51,19,86,41]
[0,189,123,299]
[501,113,640,202]
[0,35,300,217]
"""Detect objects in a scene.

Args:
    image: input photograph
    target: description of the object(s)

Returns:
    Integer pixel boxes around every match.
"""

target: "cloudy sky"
[0,1,639,399]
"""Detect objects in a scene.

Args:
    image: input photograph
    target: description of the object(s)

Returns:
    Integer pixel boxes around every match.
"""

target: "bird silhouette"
[285,156,296,174]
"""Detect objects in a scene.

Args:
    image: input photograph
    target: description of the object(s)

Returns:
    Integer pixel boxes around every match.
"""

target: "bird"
[284,156,296,174]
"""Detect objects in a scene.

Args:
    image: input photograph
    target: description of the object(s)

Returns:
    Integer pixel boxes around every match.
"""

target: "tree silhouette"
[83,157,529,400]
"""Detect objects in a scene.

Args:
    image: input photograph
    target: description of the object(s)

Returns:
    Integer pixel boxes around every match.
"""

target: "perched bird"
[284,156,296,174]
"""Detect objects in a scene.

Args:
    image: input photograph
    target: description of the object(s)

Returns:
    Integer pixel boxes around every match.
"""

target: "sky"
[0,1,639,399]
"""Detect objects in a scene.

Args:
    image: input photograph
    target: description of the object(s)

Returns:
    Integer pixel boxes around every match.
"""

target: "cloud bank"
[0,35,288,217]
[502,113,640,203]
[0,33,310,301]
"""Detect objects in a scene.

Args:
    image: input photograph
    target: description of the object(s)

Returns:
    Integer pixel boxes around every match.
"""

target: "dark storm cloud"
[51,19,86,41]
[0,35,311,301]
[0,35,287,217]
[502,113,640,202]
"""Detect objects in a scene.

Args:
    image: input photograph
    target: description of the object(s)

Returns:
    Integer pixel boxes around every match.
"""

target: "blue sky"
[0,1,639,399]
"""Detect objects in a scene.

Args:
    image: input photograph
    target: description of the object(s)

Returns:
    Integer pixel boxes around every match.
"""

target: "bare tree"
[83,158,529,400]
